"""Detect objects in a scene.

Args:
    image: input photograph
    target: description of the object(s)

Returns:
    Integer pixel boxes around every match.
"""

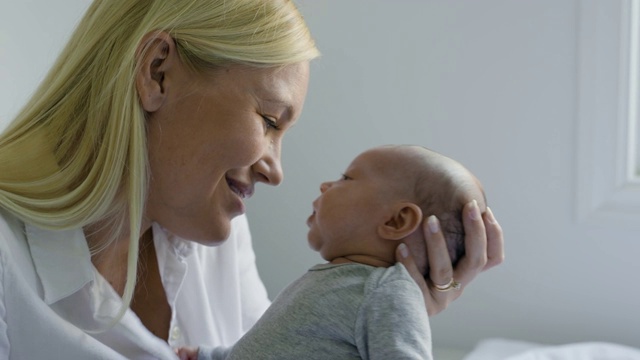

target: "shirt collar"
[26,223,94,305]
[152,222,196,259]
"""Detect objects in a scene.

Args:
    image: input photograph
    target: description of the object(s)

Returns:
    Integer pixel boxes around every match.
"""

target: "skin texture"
[399,147,488,276]
[135,35,505,322]
[97,31,505,344]
[308,144,504,318]
[90,32,310,340]
[138,33,310,245]
[307,146,487,274]
[307,147,423,267]
[0,1,506,350]
[177,146,503,356]
[397,201,503,316]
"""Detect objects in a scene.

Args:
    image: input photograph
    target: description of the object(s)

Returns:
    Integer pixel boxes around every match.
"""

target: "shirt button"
[170,326,181,341]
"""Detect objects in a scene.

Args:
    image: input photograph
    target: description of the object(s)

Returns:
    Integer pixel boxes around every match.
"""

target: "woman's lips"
[226,177,254,199]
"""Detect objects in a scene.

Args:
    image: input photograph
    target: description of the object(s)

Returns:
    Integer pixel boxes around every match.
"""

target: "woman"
[0,0,503,359]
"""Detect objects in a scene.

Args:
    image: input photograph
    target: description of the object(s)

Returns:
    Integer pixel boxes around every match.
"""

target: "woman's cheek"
[241,129,272,165]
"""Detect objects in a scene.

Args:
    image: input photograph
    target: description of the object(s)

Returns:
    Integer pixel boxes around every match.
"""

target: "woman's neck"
[84,220,152,296]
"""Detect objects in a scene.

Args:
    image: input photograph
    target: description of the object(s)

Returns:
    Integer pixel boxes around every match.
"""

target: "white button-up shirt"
[0,209,271,359]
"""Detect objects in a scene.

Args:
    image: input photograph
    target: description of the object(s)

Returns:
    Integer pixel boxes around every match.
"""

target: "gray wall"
[2,0,638,354]
[248,0,640,352]
[0,0,90,122]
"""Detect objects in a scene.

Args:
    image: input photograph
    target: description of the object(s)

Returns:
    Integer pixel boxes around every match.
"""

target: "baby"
[177,144,487,360]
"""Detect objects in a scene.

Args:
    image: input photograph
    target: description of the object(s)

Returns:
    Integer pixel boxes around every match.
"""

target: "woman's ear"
[377,203,423,240]
[135,31,175,113]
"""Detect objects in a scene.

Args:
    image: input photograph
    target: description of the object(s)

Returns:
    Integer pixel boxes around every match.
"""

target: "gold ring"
[434,278,461,292]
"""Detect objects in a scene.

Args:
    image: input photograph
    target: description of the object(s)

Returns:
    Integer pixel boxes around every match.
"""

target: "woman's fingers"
[423,214,460,315]
[395,243,431,307]
[453,200,488,286]
[397,200,505,317]
[424,200,490,315]
[396,238,451,316]
[482,206,504,270]
[424,215,454,290]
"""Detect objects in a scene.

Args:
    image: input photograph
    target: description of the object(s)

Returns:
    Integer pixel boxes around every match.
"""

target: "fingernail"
[398,243,409,258]
[469,199,480,220]
[427,215,440,234]
[486,206,497,224]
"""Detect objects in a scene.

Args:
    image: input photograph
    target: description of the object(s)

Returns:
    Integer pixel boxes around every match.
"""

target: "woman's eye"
[262,116,280,130]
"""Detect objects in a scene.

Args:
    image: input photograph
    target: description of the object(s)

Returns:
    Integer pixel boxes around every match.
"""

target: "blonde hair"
[0,0,319,328]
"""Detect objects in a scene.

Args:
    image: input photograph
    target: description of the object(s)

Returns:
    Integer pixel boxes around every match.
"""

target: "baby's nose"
[320,181,332,193]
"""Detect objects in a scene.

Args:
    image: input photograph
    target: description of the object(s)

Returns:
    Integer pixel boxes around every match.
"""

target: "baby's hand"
[175,346,199,360]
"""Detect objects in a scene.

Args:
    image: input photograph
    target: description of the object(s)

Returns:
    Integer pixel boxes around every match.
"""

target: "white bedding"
[463,338,640,360]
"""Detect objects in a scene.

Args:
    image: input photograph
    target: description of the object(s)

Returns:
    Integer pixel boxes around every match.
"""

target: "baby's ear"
[377,203,423,240]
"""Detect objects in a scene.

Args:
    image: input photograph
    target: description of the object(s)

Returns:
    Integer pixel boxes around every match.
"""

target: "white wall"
[0,0,91,124]
[247,0,640,352]
[2,0,638,355]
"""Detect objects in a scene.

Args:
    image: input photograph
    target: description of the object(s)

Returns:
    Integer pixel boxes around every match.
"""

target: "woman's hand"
[396,200,504,316]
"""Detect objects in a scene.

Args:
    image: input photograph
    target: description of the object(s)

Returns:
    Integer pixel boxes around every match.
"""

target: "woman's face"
[145,61,310,244]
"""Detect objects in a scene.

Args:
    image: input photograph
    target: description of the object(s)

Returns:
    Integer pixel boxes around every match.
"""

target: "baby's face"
[306,148,402,262]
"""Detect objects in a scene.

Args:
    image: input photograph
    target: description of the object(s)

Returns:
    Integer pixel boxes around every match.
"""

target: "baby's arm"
[175,346,232,360]
[175,346,198,360]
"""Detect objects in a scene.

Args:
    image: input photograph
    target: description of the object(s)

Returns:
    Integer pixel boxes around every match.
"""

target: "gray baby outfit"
[199,262,433,360]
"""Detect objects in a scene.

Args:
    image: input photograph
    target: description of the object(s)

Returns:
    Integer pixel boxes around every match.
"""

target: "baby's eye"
[340,173,352,181]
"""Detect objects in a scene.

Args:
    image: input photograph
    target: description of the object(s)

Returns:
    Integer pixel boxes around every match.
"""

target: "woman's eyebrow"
[262,99,293,120]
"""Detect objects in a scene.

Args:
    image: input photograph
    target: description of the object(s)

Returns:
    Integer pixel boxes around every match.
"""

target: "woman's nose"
[253,143,284,186]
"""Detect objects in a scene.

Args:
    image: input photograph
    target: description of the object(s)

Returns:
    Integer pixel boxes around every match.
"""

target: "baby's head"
[395,145,487,276]
[307,145,486,275]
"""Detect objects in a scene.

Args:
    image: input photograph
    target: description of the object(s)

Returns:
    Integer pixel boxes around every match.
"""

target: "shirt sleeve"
[355,278,433,360]
[233,215,271,333]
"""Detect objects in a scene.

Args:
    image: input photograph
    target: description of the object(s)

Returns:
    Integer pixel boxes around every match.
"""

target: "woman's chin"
[193,237,230,247]
[168,220,232,246]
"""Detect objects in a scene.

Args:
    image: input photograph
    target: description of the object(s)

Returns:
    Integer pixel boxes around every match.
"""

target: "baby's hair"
[413,179,468,271]
[391,145,486,277]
